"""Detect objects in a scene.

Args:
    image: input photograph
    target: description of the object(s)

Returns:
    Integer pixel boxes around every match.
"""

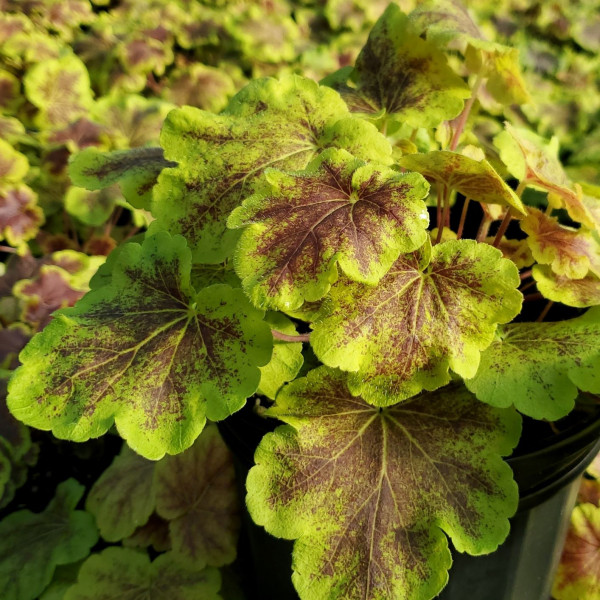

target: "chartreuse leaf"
[312,239,522,405]
[552,504,600,600]
[64,185,121,227]
[0,479,98,600]
[155,424,239,567]
[258,312,304,399]
[533,266,600,308]
[521,208,600,279]
[7,232,272,460]
[466,308,600,420]
[64,548,221,600]
[86,445,156,542]
[151,74,392,263]
[0,139,28,185]
[247,368,521,600]
[24,54,93,129]
[397,150,526,215]
[229,148,429,310]
[69,147,176,210]
[326,5,470,128]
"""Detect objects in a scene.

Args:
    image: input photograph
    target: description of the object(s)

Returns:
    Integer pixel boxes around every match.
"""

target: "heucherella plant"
[6,1,600,598]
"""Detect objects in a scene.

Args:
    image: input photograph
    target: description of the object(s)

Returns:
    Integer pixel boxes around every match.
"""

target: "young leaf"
[311,239,522,405]
[69,147,176,210]
[86,445,157,542]
[533,266,600,307]
[0,185,45,247]
[397,150,526,215]
[247,368,521,600]
[151,74,392,263]
[155,424,240,567]
[8,232,272,460]
[466,308,600,420]
[64,548,221,600]
[552,504,600,600]
[521,208,600,279]
[323,4,470,128]
[0,479,98,600]
[229,148,430,310]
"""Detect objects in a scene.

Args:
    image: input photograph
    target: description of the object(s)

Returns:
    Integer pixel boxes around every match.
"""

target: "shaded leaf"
[466,308,600,420]
[65,185,121,227]
[86,445,157,542]
[151,74,392,263]
[64,548,221,600]
[0,185,44,247]
[155,424,239,567]
[312,240,522,405]
[229,148,429,310]
[533,266,600,308]
[8,232,272,459]
[579,479,600,507]
[123,514,171,553]
[487,237,534,270]
[247,368,520,600]
[0,479,98,600]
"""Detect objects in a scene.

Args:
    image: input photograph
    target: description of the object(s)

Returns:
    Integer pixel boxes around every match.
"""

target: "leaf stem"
[492,208,513,247]
[523,292,543,302]
[536,300,554,322]
[520,269,533,280]
[0,245,16,253]
[436,184,443,234]
[435,186,451,244]
[449,71,484,151]
[475,215,492,242]
[456,197,471,240]
[271,330,310,343]
[519,279,536,293]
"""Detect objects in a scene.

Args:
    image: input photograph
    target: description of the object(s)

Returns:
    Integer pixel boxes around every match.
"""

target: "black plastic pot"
[218,401,600,600]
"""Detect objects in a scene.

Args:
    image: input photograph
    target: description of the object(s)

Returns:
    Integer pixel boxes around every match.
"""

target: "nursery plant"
[2,0,600,599]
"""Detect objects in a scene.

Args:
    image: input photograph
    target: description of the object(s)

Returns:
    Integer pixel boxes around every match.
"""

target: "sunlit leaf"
[552,504,600,600]
[533,265,600,308]
[7,232,272,459]
[466,308,600,420]
[247,368,520,600]
[0,479,98,600]
[0,139,28,185]
[64,548,221,600]
[312,239,522,404]
[151,74,392,263]
[487,237,534,269]
[155,424,240,567]
[229,148,429,310]
[65,185,121,227]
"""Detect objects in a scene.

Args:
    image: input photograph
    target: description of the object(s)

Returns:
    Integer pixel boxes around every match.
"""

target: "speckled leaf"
[86,445,157,542]
[7,232,272,460]
[312,240,522,405]
[0,479,98,600]
[521,208,600,279]
[64,548,221,600]
[151,75,392,264]
[0,139,28,185]
[324,4,470,128]
[533,266,600,307]
[124,514,171,553]
[488,238,534,270]
[69,147,176,210]
[466,308,600,420]
[397,151,525,214]
[155,424,239,567]
[0,373,31,461]
[24,55,93,129]
[247,368,520,600]
[229,149,429,310]
[65,185,121,227]
[552,504,600,600]
[0,185,44,247]
[258,312,304,399]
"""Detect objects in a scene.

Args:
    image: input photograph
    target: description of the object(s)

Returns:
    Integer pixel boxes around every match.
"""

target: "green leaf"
[24,54,93,129]
[64,185,120,227]
[258,312,304,399]
[312,239,522,405]
[397,150,526,215]
[86,445,157,542]
[155,424,240,567]
[324,4,470,128]
[0,479,98,600]
[69,147,176,210]
[0,139,28,185]
[64,548,221,600]
[533,265,600,308]
[229,148,429,310]
[8,232,272,460]
[466,308,600,420]
[151,74,392,264]
[247,368,521,600]
[552,504,600,600]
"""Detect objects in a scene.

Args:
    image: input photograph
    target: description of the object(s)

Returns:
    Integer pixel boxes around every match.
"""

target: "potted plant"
[5,1,600,599]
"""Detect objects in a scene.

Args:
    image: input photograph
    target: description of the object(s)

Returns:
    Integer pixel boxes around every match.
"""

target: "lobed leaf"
[229,148,430,310]
[533,265,600,308]
[8,232,272,459]
[247,368,521,600]
[312,239,522,405]
[0,139,28,185]
[0,185,44,247]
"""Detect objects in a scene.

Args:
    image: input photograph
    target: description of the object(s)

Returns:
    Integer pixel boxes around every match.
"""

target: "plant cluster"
[1,0,600,599]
